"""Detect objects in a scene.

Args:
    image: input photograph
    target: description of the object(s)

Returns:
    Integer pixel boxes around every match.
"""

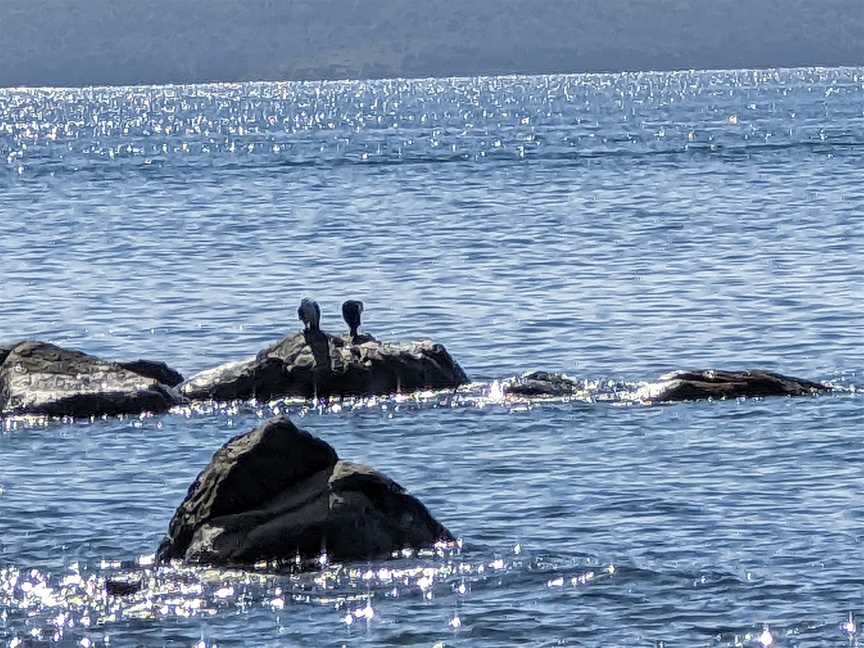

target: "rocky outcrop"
[503,371,580,397]
[637,369,829,402]
[180,331,468,402]
[0,340,184,418]
[156,417,453,566]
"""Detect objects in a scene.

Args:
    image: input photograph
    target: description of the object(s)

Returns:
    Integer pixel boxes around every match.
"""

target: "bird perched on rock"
[342,300,378,344]
[298,298,321,332]
[341,300,364,339]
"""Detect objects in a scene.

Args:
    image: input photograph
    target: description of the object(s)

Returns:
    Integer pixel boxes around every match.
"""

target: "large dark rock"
[637,369,830,402]
[503,371,580,397]
[156,417,453,566]
[180,331,468,402]
[0,340,184,418]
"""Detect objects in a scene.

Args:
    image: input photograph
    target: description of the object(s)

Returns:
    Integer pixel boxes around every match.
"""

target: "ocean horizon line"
[2,62,862,94]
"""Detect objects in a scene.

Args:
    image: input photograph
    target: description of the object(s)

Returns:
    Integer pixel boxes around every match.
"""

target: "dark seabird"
[298,298,321,332]
[342,300,364,338]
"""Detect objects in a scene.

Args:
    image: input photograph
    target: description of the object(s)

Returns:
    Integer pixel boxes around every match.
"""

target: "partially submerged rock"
[637,369,829,403]
[502,368,829,404]
[503,371,580,398]
[0,340,184,418]
[180,331,468,402]
[105,577,143,597]
[156,417,453,566]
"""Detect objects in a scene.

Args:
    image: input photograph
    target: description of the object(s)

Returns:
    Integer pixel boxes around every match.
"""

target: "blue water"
[1,67,864,646]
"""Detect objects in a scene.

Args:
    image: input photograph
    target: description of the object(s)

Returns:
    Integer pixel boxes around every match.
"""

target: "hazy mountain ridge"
[1,0,862,87]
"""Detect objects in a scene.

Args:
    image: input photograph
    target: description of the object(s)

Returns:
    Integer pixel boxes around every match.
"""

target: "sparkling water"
[1,68,863,646]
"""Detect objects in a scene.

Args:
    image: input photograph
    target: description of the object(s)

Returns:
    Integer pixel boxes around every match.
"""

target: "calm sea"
[1,68,863,646]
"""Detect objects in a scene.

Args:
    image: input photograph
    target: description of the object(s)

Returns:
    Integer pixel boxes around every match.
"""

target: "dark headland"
[1,0,862,88]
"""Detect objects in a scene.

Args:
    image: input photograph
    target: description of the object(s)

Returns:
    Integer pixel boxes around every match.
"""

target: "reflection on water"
[3,540,627,647]
[2,67,864,645]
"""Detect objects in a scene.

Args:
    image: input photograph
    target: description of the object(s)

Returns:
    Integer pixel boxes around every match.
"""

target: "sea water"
[1,68,863,646]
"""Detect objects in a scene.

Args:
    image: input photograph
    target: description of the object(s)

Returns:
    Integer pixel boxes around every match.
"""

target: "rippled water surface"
[1,68,864,646]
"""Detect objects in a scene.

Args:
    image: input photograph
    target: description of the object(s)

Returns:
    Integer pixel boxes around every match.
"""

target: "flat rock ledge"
[156,417,453,567]
[179,331,468,402]
[635,369,829,402]
[0,340,184,418]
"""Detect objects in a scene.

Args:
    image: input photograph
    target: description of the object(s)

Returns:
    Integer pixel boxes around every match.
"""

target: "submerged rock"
[637,369,829,403]
[0,340,184,418]
[180,331,468,402]
[156,417,453,566]
[503,371,580,397]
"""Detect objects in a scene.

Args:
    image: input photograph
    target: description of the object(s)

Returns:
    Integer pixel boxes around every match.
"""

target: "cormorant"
[298,298,321,332]
[342,300,364,338]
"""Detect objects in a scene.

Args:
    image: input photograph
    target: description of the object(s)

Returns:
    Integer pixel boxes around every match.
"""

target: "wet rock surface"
[180,331,468,402]
[156,417,453,566]
[637,369,830,402]
[502,368,829,403]
[104,577,144,597]
[0,343,13,368]
[0,340,184,418]
[503,371,581,397]
[118,360,184,388]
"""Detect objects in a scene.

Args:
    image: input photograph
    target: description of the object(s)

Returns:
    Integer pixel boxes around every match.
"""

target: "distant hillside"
[1,0,862,87]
